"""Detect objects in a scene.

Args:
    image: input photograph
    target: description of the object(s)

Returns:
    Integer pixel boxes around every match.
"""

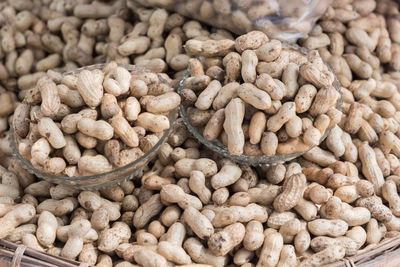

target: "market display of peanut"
[181,33,341,156]
[0,0,400,267]
[14,62,180,176]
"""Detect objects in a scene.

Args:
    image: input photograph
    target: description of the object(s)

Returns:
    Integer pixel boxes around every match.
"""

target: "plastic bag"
[129,0,332,41]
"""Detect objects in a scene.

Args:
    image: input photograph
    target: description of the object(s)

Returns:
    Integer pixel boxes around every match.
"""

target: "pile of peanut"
[14,62,180,176]
[0,0,400,267]
[181,33,341,156]
[129,0,329,40]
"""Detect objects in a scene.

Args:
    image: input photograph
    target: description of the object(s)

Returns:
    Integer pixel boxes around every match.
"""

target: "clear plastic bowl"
[178,43,342,167]
[10,64,178,190]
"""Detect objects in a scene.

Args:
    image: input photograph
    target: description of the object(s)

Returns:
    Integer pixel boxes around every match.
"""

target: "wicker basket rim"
[2,234,400,267]
[0,239,91,267]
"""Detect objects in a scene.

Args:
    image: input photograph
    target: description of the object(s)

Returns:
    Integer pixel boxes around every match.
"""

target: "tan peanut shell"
[273,173,307,212]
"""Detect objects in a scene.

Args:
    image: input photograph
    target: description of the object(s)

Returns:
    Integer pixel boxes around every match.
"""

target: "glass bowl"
[10,64,178,190]
[178,43,342,167]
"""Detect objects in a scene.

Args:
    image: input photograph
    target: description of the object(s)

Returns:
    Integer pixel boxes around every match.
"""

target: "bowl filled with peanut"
[10,62,179,189]
[178,32,342,166]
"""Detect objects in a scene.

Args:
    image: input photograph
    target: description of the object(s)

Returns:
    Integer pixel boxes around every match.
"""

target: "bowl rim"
[178,42,343,166]
[10,63,178,188]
